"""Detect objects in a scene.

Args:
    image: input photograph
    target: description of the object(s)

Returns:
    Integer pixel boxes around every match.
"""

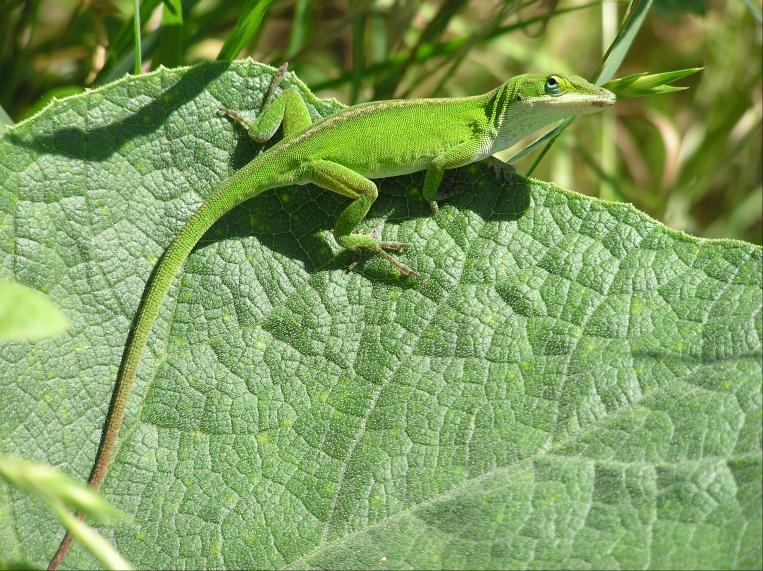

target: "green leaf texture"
[1,61,761,569]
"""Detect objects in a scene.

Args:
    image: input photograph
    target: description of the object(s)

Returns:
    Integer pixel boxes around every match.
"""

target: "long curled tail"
[48,159,275,569]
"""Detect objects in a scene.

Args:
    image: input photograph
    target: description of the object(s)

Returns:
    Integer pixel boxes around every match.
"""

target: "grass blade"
[94,0,161,84]
[742,0,763,24]
[311,2,601,92]
[51,503,134,571]
[373,0,468,98]
[0,280,69,342]
[350,12,366,104]
[517,119,571,172]
[596,0,655,84]
[133,0,142,74]
[217,0,277,61]
[156,0,184,68]
[0,103,13,136]
[520,0,655,175]
[95,29,162,86]
[0,454,132,570]
[286,0,312,58]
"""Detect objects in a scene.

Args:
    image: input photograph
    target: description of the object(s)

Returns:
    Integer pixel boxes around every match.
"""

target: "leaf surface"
[0,60,760,569]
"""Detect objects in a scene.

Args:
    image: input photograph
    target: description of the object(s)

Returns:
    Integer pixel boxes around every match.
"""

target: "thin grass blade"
[519,0,655,174]
[133,0,142,74]
[0,103,13,136]
[97,0,161,83]
[373,0,468,98]
[286,0,312,58]
[350,13,366,104]
[217,0,277,61]
[156,0,184,68]
[312,2,601,92]
[742,0,763,24]
[596,0,655,84]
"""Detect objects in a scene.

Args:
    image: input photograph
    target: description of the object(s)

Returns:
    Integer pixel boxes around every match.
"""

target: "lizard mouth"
[524,89,616,109]
[593,90,617,106]
[563,90,616,110]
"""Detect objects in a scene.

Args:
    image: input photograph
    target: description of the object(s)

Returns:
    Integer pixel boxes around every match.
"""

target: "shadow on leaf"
[8,61,231,162]
[195,162,532,281]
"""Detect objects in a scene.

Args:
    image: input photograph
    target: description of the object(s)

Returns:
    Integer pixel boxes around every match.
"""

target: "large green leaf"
[0,60,760,569]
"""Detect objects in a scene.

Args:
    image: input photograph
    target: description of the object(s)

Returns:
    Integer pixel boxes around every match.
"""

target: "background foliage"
[0,0,761,243]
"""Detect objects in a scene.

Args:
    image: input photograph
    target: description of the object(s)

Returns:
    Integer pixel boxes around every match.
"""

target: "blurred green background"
[1,0,761,244]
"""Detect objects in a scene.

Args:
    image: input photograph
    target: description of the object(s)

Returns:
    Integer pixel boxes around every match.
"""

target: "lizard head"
[513,73,616,114]
[487,73,615,151]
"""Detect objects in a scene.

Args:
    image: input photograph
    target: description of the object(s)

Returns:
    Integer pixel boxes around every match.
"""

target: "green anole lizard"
[48,64,615,568]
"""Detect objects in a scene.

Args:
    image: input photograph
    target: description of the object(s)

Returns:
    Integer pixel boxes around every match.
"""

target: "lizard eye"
[545,75,562,96]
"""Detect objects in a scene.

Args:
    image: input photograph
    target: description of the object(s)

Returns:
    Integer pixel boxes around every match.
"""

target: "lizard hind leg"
[303,160,419,277]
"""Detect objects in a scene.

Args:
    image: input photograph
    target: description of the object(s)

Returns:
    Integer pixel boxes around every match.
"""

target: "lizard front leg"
[301,160,418,277]
[422,139,483,213]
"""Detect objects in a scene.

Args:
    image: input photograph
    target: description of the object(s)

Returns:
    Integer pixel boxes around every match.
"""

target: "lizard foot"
[488,158,517,184]
[219,107,255,131]
[378,240,410,252]
[339,232,417,277]
[375,247,418,277]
